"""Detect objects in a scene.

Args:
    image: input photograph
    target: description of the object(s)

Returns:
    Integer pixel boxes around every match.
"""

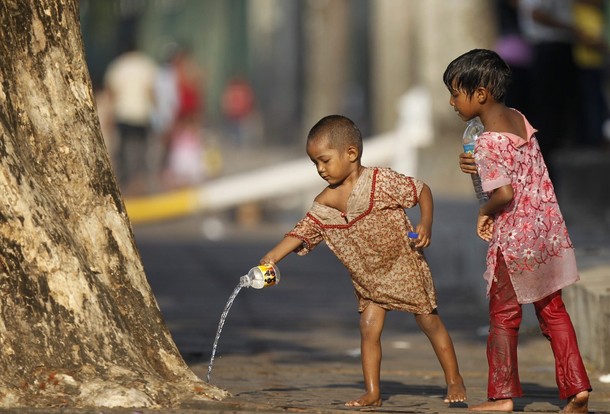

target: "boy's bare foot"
[562,390,589,413]
[468,398,513,412]
[345,392,382,407]
[444,379,467,403]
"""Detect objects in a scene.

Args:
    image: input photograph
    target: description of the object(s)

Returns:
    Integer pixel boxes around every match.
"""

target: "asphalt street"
[130,204,610,413]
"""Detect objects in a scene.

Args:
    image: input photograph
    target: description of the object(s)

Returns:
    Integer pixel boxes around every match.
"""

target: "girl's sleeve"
[285,214,324,256]
[376,168,423,209]
[476,133,512,192]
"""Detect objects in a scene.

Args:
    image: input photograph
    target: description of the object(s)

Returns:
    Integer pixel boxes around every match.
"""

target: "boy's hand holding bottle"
[410,224,431,249]
[242,263,280,289]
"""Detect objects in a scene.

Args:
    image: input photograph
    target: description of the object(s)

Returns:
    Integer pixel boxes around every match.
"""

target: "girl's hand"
[459,152,478,175]
[477,214,494,242]
[413,224,431,248]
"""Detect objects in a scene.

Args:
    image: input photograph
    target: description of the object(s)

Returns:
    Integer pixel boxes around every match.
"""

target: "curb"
[564,265,610,372]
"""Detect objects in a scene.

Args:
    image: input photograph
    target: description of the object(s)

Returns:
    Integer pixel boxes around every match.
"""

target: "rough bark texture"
[0,0,227,407]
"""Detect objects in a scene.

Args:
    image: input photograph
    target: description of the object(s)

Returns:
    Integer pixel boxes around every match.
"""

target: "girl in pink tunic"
[477,114,579,303]
[260,115,466,408]
[444,48,591,413]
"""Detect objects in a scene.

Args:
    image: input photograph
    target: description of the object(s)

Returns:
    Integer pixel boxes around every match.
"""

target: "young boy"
[443,48,591,412]
[260,115,466,407]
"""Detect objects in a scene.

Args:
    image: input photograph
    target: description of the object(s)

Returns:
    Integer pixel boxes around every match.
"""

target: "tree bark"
[303,0,349,130]
[0,0,227,407]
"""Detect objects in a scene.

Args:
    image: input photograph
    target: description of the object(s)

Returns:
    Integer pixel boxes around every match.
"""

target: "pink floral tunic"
[476,110,579,304]
[287,167,437,314]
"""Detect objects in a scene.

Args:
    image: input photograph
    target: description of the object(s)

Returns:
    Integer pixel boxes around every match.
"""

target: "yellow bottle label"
[258,264,278,287]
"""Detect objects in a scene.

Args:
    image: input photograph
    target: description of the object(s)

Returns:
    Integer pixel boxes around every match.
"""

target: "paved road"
[131,206,610,413]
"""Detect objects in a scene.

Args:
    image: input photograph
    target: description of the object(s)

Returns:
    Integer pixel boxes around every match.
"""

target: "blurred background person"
[174,46,205,127]
[166,116,206,187]
[573,0,609,148]
[221,75,256,148]
[494,0,533,116]
[78,1,610,236]
[164,46,208,187]
[518,0,581,164]
[104,40,158,195]
[150,43,180,191]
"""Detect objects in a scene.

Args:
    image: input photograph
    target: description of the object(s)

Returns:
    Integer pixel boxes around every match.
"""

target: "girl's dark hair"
[307,114,363,156]
[443,49,512,102]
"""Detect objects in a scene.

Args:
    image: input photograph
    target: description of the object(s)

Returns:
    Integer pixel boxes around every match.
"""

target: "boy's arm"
[260,236,303,265]
[414,183,433,248]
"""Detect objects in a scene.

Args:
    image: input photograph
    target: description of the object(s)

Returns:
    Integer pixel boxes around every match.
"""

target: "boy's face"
[448,81,479,122]
[306,135,354,187]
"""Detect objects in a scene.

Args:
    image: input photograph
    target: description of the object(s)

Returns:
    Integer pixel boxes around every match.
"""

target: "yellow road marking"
[124,189,199,223]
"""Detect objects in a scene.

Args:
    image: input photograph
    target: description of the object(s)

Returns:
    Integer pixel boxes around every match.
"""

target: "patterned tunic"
[476,110,579,304]
[287,167,437,314]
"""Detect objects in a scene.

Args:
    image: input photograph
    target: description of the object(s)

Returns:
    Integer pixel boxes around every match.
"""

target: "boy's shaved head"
[307,115,363,157]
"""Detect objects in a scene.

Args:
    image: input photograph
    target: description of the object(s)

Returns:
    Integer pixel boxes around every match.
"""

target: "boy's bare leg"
[415,310,467,403]
[562,390,589,413]
[345,304,385,407]
[468,398,513,412]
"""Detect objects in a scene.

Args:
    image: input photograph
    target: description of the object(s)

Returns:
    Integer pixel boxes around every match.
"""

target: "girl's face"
[306,136,353,187]
[448,83,479,121]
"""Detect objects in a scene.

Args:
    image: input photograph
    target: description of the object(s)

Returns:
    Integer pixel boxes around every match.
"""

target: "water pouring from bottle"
[206,264,280,383]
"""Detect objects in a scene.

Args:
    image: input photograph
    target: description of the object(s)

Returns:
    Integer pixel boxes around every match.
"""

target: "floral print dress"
[287,167,437,314]
[476,110,579,304]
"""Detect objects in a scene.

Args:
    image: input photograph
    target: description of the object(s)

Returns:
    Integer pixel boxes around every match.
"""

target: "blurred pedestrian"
[104,41,158,194]
[221,75,255,147]
[445,49,591,413]
[260,115,467,408]
[150,44,180,189]
[166,116,205,186]
[573,0,609,147]
[163,46,207,187]
[174,46,204,125]
[518,0,580,160]
[494,0,533,115]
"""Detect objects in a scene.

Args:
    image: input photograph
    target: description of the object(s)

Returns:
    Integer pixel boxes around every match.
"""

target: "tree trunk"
[303,0,349,130]
[0,0,227,408]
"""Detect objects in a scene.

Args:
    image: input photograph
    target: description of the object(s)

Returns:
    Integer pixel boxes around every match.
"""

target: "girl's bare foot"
[562,390,589,413]
[444,378,467,403]
[468,398,513,412]
[345,392,382,407]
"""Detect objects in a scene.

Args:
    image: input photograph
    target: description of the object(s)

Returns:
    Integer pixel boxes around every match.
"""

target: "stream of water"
[206,279,247,382]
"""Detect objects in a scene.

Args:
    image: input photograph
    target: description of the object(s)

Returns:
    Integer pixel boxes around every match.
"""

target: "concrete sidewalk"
[184,325,610,413]
[8,216,603,413]
[186,274,610,413]
[3,327,608,413]
[133,230,610,413]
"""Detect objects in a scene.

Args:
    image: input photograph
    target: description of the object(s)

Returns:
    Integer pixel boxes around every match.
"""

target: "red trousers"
[487,251,591,400]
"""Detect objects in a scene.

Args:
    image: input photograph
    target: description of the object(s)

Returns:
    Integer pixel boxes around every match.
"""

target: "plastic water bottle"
[462,118,489,204]
[408,231,418,246]
[240,264,280,289]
